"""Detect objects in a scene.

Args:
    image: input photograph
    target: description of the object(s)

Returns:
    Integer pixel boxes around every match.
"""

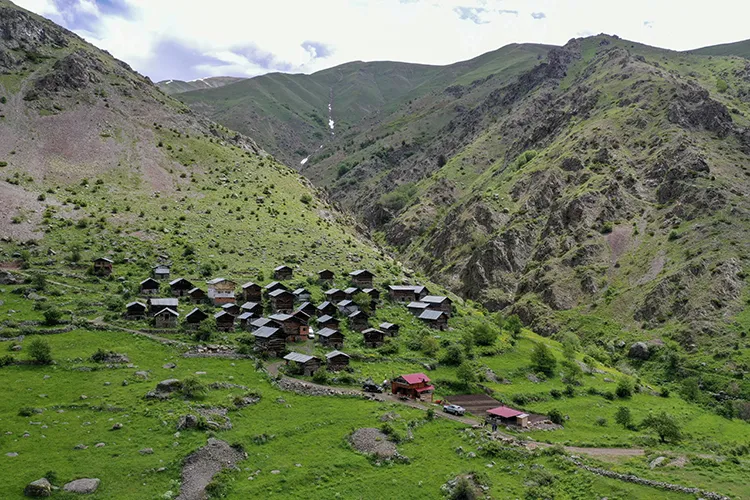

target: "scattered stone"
[156,379,181,392]
[177,414,199,430]
[195,371,206,375]
[43,375,50,380]
[177,438,246,500]
[157,467,166,472]
[122,380,128,386]
[270,470,280,474]
[95,443,105,448]
[467,452,476,458]
[79,395,87,400]
[526,373,542,383]
[104,382,111,386]
[134,371,149,379]
[63,478,100,494]
[379,411,400,422]
[628,342,650,360]
[111,423,123,430]
[163,363,176,369]
[11,344,22,351]
[6,452,18,457]
[74,444,88,450]
[349,428,397,458]
[139,448,154,455]
[650,456,667,469]
[24,478,51,497]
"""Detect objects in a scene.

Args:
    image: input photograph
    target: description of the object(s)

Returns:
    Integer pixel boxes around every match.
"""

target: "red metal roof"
[400,373,431,385]
[487,406,523,418]
[415,385,435,393]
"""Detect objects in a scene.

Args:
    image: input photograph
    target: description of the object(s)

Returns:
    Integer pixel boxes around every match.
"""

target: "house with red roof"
[486,406,529,428]
[391,373,434,401]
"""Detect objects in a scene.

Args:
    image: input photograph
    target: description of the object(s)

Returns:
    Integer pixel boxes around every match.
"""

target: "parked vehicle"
[362,378,383,393]
[443,404,465,416]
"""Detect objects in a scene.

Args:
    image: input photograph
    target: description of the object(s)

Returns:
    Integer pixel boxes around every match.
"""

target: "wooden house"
[188,287,207,304]
[362,328,385,348]
[388,285,430,303]
[269,289,294,314]
[93,257,113,276]
[326,350,350,371]
[362,288,381,302]
[324,288,346,303]
[318,269,335,284]
[139,277,160,296]
[422,295,453,316]
[154,308,178,329]
[486,406,529,428]
[148,297,178,314]
[241,282,262,302]
[237,312,254,330]
[407,301,429,316]
[379,322,400,336]
[337,299,359,316]
[349,269,375,288]
[292,287,312,303]
[283,352,321,376]
[316,301,337,317]
[125,301,147,320]
[317,314,340,330]
[153,265,171,280]
[185,308,208,329]
[291,309,311,325]
[251,317,281,330]
[207,278,236,305]
[214,311,236,332]
[169,278,194,297]
[240,301,262,316]
[264,281,288,294]
[418,310,448,330]
[274,265,293,281]
[222,303,241,315]
[343,287,361,300]
[316,328,344,349]
[253,326,286,356]
[295,301,317,318]
[348,310,368,332]
[270,313,309,342]
[391,373,434,401]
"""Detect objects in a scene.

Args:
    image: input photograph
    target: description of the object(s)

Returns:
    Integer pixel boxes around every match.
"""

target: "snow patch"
[328,119,335,130]
[300,157,309,165]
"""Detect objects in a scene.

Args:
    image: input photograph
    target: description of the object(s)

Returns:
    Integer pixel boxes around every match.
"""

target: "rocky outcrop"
[63,478,100,494]
[25,50,106,100]
[667,84,734,138]
[0,6,67,70]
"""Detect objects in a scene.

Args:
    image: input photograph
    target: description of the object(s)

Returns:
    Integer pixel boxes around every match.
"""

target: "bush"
[28,339,52,364]
[615,378,634,399]
[548,409,564,425]
[43,307,62,326]
[595,417,607,427]
[437,154,447,168]
[659,387,670,398]
[441,343,465,366]
[614,406,632,429]
[513,150,537,169]
[378,337,399,355]
[426,408,435,421]
[312,369,328,384]
[180,376,207,399]
[550,389,562,399]
[530,342,556,377]
[300,194,312,205]
[716,78,728,93]
[18,407,37,417]
[379,182,417,212]
[505,314,522,337]
[472,320,499,346]
[456,362,476,386]
[0,355,15,367]
[641,411,682,443]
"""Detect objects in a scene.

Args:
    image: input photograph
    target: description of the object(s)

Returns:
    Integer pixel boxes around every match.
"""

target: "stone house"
[316,328,344,349]
[422,295,453,316]
[362,328,385,348]
[269,289,295,314]
[148,297,178,315]
[154,308,178,329]
[139,277,160,296]
[214,311,236,332]
[241,282,262,302]
[318,269,335,284]
[153,265,170,280]
[207,278,236,305]
[125,301,147,320]
[419,310,448,330]
[348,310,368,332]
[188,287,207,304]
[253,326,286,356]
[185,308,209,329]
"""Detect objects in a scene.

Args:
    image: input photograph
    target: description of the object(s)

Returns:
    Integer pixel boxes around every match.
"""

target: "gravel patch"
[349,428,397,458]
[176,438,245,500]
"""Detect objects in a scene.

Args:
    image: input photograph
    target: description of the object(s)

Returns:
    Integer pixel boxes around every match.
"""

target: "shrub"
[600,221,614,234]
[449,476,475,500]
[312,369,328,384]
[659,387,670,398]
[472,320,499,346]
[563,385,576,398]
[614,406,632,429]
[426,408,435,421]
[548,409,564,425]
[437,154,447,168]
[378,337,399,355]
[595,417,607,427]
[441,343,465,366]
[42,307,62,326]
[300,194,312,205]
[456,362,476,386]
[180,376,207,399]
[421,336,439,356]
[716,78,728,93]
[379,182,417,212]
[28,339,52,364]
[615,378,634,398]
[0,355,14,367]
[505,314,522,337]
[641,411,682,443]
[530,342,556,377]
[18,407,37,417]
[513,150,537,169]
[550,389,562,399]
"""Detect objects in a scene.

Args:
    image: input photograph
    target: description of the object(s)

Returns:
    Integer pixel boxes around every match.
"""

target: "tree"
[561,359,583,386]
[421,336,439,356]
[441,343,465,366]
[28,339,52,365]
[530,342,557,377]
[548,409,564,425]
[456,362,476,386]
[505,314,522,337]
[352,292,372,315]
[436,154,447,168]
[559,332,580,361]
[614,406,632,429]
[472,321,499,346]
[31,273,47,292]
[615,378,634,399]
[43,307,62,326]
[641,412,682,443]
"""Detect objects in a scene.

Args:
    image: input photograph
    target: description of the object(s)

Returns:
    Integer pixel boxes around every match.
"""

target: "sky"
[14,0,750,83]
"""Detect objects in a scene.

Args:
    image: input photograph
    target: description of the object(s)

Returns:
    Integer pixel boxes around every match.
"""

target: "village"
[94,258,536,430]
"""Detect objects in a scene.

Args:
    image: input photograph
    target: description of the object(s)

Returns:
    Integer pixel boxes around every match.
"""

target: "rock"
[111,423,123,430]
[649,456,667,469]
[134,371,149,379]
[6,452,18,457]
[63,478,100,494]
[11,344,22,351]
[139,448,154,455]
[162,363,176,369]
[177,414,199,430]
[24,478,51,497]
[628,342,650,360]
[467,452,476,458]
[156,379,181,392]
[74,444,88,450]
[79,395,87,400]
[94,442,105,448]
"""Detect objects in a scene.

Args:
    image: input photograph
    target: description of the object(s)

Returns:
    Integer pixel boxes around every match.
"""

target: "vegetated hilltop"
[691,38,750,59]
[182,34,750,379]
[156,76,246,95]
[177,43,551,167]
[0,0,400,280]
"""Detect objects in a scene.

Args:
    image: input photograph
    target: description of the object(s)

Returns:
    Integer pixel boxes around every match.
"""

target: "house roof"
[269,313,293,322]
[343,287,360,295]
[419,310,446,321]
[206,278,227,285]
[237,312,253,320]
[317,301,334,310]
[140,278,159,286]
[324,288,341,295]
[155,307,178,317]
[293,288,309,295]
[274,265,292,271]
[348,310,366,318]
[317,327,341,338]
[241,301,261,310]
[296,301,314,310]
[264,281,284,290]
[291,310,310,321]
[241,281,259,289]
[317,315,337,323]
[214,311,235,319]
[407,301,429,309]
[349,269,374,277]
[188,287,204,295]
[95,257,113,263]
[415,385,435,393]
[422,295,450,304]
[283,352,318,363]
[388,285,428,294]
[399,373,431,385]
[154,266,170,274]
[253,326,282,338]
[185,308,208,319]
[169,278,193,287]
[126,301,147,309]
[149,298,179,307]
[251,317,278,328]
[487,406,523,418]
[326,350,350,359]
[269,288,292,298]
[337,299,354,307]
[379,322,397,330]
[318,269,334,275]
[362,328,383,335]
[362,288,379,295]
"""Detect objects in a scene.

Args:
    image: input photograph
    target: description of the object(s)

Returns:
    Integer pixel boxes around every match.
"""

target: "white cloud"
[12,0,750,82]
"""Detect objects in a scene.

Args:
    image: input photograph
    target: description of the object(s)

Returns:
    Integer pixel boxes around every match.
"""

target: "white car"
[443,404,465,416]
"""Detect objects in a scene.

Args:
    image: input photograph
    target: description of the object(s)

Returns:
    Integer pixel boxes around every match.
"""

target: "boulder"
[628,342,650,360]
[63,478,100,494]
[649,456,667,469]
[156,379,181,392]
[23,478,51,497]
[139,448,154,455]
[177,414,199,430]
[134,371,149,379]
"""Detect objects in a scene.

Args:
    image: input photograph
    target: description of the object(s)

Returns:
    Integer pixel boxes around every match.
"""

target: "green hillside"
[156,76,246,95]
[691,39,750,59]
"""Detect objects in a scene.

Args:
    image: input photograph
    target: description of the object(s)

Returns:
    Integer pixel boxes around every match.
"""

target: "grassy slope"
[156,77,247,96]
[691,39,750,59]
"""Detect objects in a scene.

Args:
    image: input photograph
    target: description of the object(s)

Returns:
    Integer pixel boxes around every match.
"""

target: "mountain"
[0,0,397,279]
[177,43,552,167]
[691,39,750,59]
[156,76,246,95]
[180,34,750,374]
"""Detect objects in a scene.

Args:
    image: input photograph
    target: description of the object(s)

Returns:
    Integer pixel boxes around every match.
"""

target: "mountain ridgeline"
[180,35,750,357]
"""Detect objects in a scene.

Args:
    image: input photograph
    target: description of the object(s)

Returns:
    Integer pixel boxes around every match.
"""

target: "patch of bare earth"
[176,438,245,500]
[0,183,45,240]
[349,428,396,458]
[606,225,632,265]
[637,251,666,285]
